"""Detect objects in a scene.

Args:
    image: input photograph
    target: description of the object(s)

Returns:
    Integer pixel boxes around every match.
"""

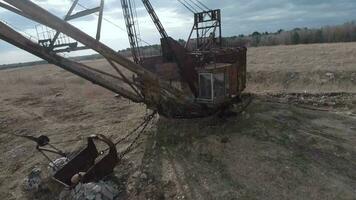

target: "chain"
[99,111,157,157]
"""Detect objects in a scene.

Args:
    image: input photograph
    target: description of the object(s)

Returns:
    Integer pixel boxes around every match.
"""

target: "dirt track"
[0,42,356,199]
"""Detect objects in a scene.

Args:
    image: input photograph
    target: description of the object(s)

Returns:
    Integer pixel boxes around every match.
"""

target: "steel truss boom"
[121,0,142,64]
[2,0,150,77]
[0,0,226,118]
[141,0,168,39]
[0,21,141,102]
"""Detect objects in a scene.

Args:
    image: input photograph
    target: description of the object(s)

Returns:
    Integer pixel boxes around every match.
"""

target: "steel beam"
[49,0,79,49]
[0,2,32,20]
[3,0,152,79]
[0,21,142,103]
[54,46,89,53]
[66,7,101,21]
[141,0,168,39]
[96,0,105,41]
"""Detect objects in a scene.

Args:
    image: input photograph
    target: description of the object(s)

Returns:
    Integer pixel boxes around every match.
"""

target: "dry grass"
[246,42,356,93]
[248,42,356,72]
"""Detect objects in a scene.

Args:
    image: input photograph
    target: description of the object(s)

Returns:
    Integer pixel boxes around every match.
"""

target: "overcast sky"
[0,0,356,64]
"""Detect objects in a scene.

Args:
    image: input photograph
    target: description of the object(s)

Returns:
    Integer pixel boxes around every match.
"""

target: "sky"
[0,0,356,64]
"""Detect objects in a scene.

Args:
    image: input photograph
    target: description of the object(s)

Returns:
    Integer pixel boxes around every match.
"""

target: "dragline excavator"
[0,0,247,118]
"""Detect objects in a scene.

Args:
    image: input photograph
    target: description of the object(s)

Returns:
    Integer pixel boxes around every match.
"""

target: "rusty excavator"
[0,0,247,118]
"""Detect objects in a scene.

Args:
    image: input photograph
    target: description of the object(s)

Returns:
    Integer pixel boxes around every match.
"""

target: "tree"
[314,30,323,43]
[177,39,186,46]
[277,29,284,34]
[291,31,300,44]
[251,31,261,46]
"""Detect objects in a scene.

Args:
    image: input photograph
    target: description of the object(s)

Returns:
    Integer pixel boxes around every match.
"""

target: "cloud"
[0,48,41,64]
[1,0,356,64]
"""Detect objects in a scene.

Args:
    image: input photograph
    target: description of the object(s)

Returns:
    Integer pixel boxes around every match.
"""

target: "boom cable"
[0,18,38,41]
[187,0,205,11]
[196,0,210,10]
[71,0,152,46]
[177,0,194,13]
[181,0,198,13]
[177,0,211,13]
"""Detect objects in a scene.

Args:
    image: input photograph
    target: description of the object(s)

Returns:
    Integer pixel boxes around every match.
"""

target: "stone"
[101,186,114,200]
[346,111,353,116]
[140,173,148,180]
[95,194,103,200]
[69,181,119,200]
[126,181,135,192]
[22,167,42,192]
[86,194,96,200]
[93,185,102,193]
[326,72,335,79]
[132,171,140,178]
[59,189,71,200]
[55,93,63,97]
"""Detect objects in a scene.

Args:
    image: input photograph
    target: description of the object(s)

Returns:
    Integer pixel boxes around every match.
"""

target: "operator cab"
[196,50,247,105]
[197,63,228,104]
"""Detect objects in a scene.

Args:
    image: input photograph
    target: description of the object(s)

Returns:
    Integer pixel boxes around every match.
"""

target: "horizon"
[1,0,356,64]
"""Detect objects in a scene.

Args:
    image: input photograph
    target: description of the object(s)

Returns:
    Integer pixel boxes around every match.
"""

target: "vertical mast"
[121,0,142,64]
[141,0,168,39]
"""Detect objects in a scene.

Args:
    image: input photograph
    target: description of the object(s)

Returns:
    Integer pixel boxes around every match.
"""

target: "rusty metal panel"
[53,135,118,187]
[229,64,238,96]
[154,63,180,81]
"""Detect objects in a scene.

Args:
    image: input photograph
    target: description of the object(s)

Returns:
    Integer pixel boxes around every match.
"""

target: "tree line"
[117,20,356,56]
[223,21,356,47]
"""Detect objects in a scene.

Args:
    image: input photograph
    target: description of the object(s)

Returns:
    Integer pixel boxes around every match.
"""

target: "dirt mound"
[132,96,356,199]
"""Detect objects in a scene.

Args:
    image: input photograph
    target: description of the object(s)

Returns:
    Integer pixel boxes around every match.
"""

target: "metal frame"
[186,9,222,51]
[0,0,247,118]
[141,0,168,39]
[121,0,143,64]
[37,0,105,53]
[0,0,205,118]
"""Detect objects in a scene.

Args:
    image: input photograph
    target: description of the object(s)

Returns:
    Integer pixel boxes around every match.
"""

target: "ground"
[0,42,355,200]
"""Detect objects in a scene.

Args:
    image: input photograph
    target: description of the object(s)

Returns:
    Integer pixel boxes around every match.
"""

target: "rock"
[346,111,353,116]
[101,186,114,200]
[70,181,119,200]
[320,79,328,84]
[351,73,356,81]
[55,93,63,97]
[7,147,26,159]
[220,137,230,144]
[126,182,135,193]
[95,194,103,200]
[132,171,141,178]
[140,173,148,180]
[22,167,42,192]
[59,189,71,200]
[325,72,335,79]
[93,185,102,193]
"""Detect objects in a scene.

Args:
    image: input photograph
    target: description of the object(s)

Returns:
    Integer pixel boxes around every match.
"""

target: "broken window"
[199,73,212,100]
[213,73,225,98]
